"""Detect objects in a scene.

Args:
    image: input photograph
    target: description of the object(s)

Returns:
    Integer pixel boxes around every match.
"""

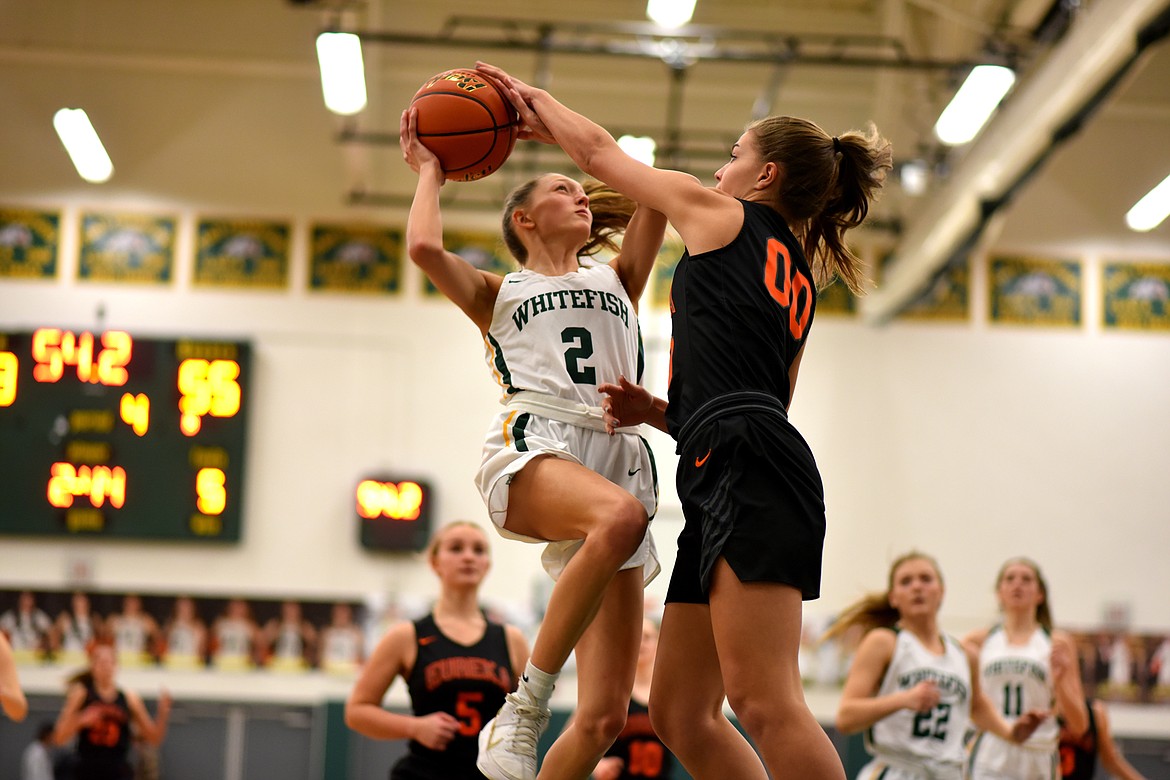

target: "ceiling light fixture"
[933,64,1016,146]
[647,0,697,29]
[316,32,367,115]
[52,108,113,183]
[618,135,657,166]
[1125,173,1170,232]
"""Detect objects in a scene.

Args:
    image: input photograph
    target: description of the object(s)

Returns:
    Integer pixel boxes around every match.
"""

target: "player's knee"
[575,703,629,748]
[599,493,648,555]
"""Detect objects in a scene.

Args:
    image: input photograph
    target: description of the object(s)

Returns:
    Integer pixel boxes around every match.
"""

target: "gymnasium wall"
[2,205,1168,640]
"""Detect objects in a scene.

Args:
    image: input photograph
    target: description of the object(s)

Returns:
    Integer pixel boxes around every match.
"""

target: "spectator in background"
[320,602,364,674]
[54,592,102,667]
[106,594,160,669]
[1,590,53,661]
[1,631,29,721]
[211,598,260,670]
[22,721,56,780]
[261,600,317,671]
[160,595,208,670]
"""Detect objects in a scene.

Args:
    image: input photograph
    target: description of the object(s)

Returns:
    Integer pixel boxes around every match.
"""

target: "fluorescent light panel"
[933,65,1016,146]
[316,32,367,115]
[618,135,657,166]
[647,0,696,29]
[53,108,113,183]
[1126,173,1170,232]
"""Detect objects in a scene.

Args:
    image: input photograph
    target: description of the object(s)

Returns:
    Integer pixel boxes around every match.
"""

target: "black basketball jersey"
[394,612,514,780]
[603,699,673,779]
[76,685,133,780]
[664,199,815,437]
[1058,700,1098,780]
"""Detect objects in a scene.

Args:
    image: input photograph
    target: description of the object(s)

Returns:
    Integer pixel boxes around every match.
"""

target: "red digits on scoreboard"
[31,329,132,386]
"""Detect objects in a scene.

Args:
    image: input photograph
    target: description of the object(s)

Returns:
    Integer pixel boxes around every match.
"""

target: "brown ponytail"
[748,116,892,295]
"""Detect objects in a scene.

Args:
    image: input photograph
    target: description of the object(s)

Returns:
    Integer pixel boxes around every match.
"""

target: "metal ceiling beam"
[861,0,1170,324]
[335,16,989,71]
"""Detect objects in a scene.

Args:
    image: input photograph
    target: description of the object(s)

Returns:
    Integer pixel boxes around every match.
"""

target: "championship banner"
[309,223,402,294]
[816,277,858,316]
[78,212,175,284]
[194,218,290,289]
[897,260,969,322]
[0,208,59,280]
[1102,261,1170,331]
[989,255,1081,327]
[648,233,685,312]
[423,230,513,297]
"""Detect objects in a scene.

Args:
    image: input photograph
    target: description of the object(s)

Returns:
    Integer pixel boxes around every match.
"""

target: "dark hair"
[822,551,942,640]
[996,556,1054,631]
[747,116,892,295]
[500,175,636,265]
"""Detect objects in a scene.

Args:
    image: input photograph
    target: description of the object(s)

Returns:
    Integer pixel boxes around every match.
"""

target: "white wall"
[2,205,1169,639]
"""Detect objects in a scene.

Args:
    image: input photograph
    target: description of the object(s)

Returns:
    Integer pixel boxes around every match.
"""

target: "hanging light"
[647,0,697,29]
[316,32,367,116]
[933,65,1016,146]
[1125,173,1170,232]
[618,135,657,166]
[53,108,114,183]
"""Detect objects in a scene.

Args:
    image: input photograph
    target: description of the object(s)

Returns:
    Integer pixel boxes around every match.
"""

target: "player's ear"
[512,208,534,228]
[756,161,779,189]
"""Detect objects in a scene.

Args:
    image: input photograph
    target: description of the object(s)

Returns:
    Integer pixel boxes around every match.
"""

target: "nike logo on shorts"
[694,449,712,467]
[627,468,641,476]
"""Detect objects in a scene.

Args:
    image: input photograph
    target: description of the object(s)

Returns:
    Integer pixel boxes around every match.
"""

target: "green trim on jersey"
[486,332,516,394]
[513,412,531,452]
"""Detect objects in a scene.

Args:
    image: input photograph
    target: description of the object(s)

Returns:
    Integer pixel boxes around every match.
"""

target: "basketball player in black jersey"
[477,61,891,780]
[346,522,529,780]
[53,642,171,780]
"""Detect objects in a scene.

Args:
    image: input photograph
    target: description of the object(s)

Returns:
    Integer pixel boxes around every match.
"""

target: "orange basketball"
[410,69,519,182]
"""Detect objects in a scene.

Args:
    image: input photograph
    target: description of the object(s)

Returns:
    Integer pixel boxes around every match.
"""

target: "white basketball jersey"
[484,263,641,406]
[866,630,972,772]
[979,625,1057,748]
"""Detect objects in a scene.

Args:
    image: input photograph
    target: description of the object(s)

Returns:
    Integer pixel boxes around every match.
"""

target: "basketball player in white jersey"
[401,104,667,780]
[831,552,1044,780]
[964,557,1088,780]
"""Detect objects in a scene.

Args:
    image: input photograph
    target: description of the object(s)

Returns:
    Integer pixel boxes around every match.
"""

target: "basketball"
[410,69,519,182]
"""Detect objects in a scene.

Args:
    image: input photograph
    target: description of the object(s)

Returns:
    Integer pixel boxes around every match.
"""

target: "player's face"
[714,130,765,198]
[996,562,1044,612]
[432,525,491,586]
[91,645,117,682]
[528,174,592,237]
[888,558,943,618]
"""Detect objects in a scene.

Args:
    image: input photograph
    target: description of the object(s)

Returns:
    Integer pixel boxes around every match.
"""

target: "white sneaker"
[476,691,551,780]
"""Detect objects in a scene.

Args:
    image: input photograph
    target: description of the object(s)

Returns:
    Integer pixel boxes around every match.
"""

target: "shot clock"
[356,476,433,552]
[0,328,250,541]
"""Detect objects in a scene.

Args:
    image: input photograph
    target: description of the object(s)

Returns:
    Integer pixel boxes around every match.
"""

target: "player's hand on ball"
[399,108,443,182]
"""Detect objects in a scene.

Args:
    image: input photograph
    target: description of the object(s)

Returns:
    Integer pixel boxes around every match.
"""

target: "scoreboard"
[0,328,250,541]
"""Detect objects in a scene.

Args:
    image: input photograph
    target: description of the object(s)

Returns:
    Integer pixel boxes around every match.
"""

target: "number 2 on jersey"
[561,327,596,384]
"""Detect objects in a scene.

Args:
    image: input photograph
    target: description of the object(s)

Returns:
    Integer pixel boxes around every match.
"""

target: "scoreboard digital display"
[0,328,250,541]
